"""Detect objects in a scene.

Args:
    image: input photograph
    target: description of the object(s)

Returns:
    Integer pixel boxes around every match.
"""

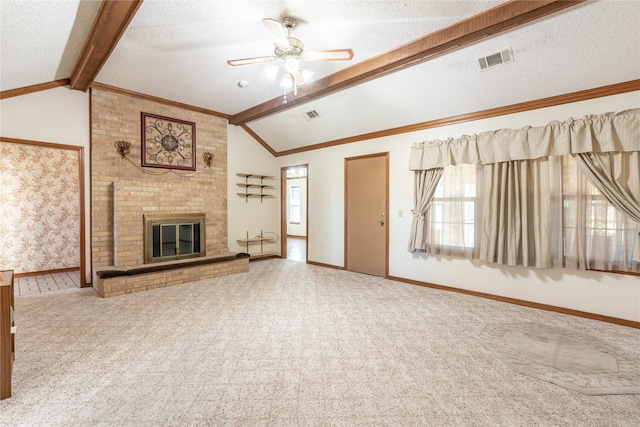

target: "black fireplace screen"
[144,214,205,263]
[153,223,201,259]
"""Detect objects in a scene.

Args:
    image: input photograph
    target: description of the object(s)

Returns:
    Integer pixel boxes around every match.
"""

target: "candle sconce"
[114,140,132,158]
[114,140,213,176]
[202,152,214,167]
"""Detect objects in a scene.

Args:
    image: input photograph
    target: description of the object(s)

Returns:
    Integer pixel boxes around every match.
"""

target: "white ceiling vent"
[478,49,514,70]
[303,110,321,121]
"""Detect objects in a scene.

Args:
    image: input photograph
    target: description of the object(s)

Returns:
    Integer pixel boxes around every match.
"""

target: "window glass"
[427,163,479,254]
[286,167,307,178]
[290,185,301,223]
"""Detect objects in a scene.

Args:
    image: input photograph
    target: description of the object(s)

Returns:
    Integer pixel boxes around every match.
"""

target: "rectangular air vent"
[303,110,320,121]
[479,49,514,70]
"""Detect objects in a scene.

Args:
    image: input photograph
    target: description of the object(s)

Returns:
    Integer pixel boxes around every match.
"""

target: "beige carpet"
[474,323,640,395]
[1,259,639,426]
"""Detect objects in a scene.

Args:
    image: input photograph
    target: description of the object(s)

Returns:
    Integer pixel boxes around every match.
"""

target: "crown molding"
[273,79,640,157]
[90,82,230,119]
[0,79,70,100]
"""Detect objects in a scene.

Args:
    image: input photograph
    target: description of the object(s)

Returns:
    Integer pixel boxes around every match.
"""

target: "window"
[562,156,638,272]
[426,163,480,257]
[289,185,301,224]
[286,167,307,178]
[425,156,638,273]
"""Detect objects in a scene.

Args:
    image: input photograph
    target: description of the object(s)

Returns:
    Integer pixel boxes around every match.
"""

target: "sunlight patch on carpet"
[474,322,640,395]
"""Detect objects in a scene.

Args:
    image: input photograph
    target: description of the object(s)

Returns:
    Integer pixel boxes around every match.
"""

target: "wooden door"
[345,153,388,276]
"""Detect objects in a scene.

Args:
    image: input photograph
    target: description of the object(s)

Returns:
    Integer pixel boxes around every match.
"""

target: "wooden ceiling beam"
[69,0,143,91]
[229,0,585,126]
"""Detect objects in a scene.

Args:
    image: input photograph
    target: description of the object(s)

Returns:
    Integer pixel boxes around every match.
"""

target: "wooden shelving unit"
[1,270,15,401]
[236,173,278,257]
[237,231,277,258]
[236,173,275,203]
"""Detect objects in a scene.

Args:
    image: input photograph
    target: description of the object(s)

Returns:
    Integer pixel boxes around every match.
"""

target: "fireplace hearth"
[143,214,206,264]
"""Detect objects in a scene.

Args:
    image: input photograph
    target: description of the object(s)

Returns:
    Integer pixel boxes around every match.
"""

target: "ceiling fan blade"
[227,56,276,66]
[262,18,290,49]
[303,49,354,61]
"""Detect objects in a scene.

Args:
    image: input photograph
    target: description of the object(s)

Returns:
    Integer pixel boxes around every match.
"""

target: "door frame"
[280,164,309,262]
[344,152,389,277]
[0,137,87,287]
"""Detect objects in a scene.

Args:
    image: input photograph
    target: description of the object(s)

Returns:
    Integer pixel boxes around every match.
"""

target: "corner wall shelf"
[237,231,277,258]
[236,173,275,203]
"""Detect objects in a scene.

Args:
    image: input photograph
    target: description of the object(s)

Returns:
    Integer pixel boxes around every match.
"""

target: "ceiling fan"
[227,17,354,92]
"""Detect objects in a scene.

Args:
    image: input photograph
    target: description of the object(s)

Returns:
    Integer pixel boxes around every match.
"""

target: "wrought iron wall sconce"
[202,152,214,167]
[114,140,131,158]
[113,140,213,175]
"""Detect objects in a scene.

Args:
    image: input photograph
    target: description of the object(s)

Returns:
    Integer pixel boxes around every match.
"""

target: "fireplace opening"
[144,214,206,263]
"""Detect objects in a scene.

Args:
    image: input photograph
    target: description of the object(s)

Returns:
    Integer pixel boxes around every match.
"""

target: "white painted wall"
[3,86,638,321]
[0,86,90,145]
[286,178,307,236]
[0,86,91,282]
[226,125,280,256]
[276,91,640,322]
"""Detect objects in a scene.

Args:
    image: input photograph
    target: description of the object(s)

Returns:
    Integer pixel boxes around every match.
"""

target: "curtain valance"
[409,109,639,171]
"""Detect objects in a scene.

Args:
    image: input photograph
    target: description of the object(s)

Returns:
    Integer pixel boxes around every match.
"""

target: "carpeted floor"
[1,259,639,426]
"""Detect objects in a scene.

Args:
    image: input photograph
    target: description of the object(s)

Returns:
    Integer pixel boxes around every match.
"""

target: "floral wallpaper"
[0,142,80,274]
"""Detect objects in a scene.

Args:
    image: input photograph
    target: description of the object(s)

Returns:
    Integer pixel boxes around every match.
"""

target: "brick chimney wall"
[90,88,228,268]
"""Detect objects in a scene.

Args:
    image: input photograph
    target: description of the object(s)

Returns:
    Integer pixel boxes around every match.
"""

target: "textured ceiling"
[250,0,640,152]
[0,0,100,90]
[1,1,638,154]
[96,0,503,114]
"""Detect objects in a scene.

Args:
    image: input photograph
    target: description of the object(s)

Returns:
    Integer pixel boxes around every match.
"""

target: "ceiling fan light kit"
[227,16,354,99]
[284,57,299,74]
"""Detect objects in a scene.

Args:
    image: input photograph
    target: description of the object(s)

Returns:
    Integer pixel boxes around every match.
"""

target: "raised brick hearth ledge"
[93,252,250,298]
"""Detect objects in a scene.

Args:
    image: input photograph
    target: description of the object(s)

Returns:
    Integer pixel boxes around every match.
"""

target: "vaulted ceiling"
[1,1,638,155]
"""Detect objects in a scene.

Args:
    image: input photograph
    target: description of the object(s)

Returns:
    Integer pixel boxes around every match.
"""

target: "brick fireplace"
[90,88,246,297]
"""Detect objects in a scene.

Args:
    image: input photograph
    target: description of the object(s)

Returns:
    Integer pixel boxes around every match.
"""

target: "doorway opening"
[1,139,86,292]
[280,164,308,262]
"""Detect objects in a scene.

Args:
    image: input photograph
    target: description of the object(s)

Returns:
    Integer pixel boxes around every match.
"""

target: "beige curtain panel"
[480,158,554,268]
[407,168,443,252]
[408,109,640,266]
[409,109,639,171]
[573,151,640,262]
